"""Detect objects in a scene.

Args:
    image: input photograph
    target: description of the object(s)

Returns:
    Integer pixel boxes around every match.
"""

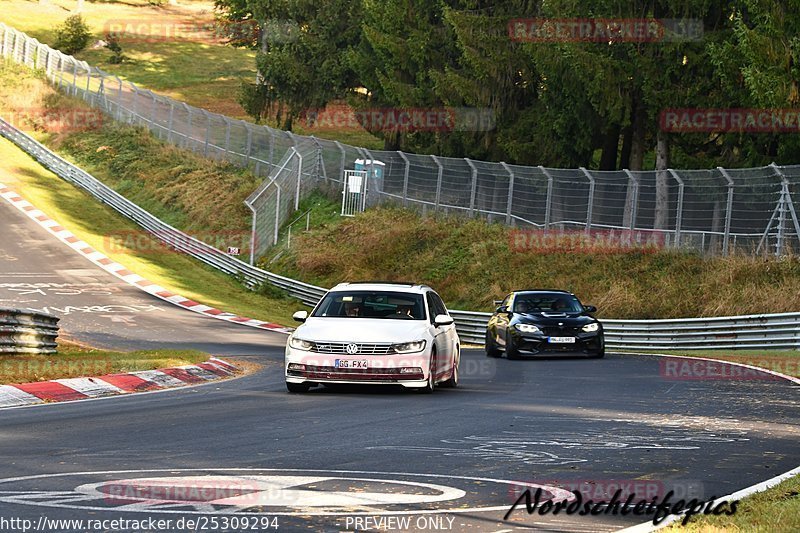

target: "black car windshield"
[513,293,583,314]
[312,291,426,320]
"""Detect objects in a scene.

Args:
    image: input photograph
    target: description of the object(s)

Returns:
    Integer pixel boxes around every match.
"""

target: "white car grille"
[311,342,394,355]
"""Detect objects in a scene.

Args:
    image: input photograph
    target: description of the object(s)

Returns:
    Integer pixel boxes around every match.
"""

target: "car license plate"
[548,337,576,343]
[334,359,368,369]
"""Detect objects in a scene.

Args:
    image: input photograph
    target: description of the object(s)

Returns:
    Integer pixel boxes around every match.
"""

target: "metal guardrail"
[1,118,798,351]
[451,310,800,350]
[0,307,59,354]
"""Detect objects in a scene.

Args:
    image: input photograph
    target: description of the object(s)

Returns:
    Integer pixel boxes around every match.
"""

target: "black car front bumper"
[512,331,604,356]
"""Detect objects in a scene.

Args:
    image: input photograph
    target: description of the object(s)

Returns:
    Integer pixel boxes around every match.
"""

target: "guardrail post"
[466,158,478,216]
[501,162,515,225]
[668,169,685,248]
[539,166,554,233]
[717,166,735,255]
[398,151,410,207]
[431,155,443,212]
[580,167,596,233]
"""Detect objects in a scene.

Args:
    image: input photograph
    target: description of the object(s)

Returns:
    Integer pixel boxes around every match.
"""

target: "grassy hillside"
[2,60,798,320]
[266,205,800,318]
[2,0,382,147]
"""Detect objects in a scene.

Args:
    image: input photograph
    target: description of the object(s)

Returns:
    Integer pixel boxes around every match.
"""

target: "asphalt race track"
[1,198,799,532]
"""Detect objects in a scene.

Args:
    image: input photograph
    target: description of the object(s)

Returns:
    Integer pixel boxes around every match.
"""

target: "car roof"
[330,282,432,294]
[513,289,574,296]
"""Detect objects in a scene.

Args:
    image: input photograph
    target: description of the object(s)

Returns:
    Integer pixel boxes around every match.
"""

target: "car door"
[426,292,451,379]
[493,293,514,347]
[431,291,456,362]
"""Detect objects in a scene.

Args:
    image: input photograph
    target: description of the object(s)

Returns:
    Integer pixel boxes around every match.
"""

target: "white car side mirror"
[434,314,454,327]
[292,310,308,323]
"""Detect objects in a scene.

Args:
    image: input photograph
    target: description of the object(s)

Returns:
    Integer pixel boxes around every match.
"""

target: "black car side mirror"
[496,305,509,314]
[583,305,597,314]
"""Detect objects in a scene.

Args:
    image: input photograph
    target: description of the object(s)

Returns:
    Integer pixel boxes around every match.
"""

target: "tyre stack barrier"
[0,307,59,354]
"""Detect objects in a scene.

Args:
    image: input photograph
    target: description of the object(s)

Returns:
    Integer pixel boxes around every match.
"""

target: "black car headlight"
[515,324,541,334]
[582,323,600,333]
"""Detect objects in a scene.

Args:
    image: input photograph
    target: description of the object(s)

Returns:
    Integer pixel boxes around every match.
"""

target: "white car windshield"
[312,291,426,320]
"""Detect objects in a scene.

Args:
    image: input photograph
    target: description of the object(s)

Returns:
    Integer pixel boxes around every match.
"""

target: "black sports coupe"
[485,290,604,359]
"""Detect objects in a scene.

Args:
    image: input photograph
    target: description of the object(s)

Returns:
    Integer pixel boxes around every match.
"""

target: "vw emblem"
[345,343,359,355]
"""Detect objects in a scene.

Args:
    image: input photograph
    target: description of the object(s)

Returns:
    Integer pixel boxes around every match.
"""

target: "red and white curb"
[0,357,238,409]
[0,183,291,334]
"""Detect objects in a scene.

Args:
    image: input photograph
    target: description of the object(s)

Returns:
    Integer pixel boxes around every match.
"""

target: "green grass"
[265,204,800,318]
[2,0,384,148]
[663,474,800,532]
[0,63,305,324]
[0,344,208,384]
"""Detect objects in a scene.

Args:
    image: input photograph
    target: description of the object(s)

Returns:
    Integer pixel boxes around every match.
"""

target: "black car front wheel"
[485,330,501,358]
[505,332,522,360]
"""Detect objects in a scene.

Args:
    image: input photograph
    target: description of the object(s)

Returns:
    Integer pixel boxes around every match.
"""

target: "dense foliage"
[215,0,798,169]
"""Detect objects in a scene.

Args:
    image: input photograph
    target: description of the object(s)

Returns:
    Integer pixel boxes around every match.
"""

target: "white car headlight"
[582,322,600,333]
[289,336,314,351]
[392,340,426,353]
[515,324,541,334]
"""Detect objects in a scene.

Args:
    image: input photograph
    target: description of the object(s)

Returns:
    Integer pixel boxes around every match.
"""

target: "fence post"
[623,169,639,232]
[431,155,443,212]
[580,167,596,233]
[311,136,326,181]
[202,110,211,156]
[668,169,685,248]
[245,123,253,166]
[268,128,275,169]
[84,65,91,101]
[717,166,735,256]
[71,61,78,96]
[295,149,302,210]
[334,141,346,184]
[539,166,554,233]
[466,158,478,217]
[150,92,158,129]
[166,101,175,143]
[398,151,410,207]
[131,84,138,124]
[184,103,193,149]
[501,162,515,225]
[770,162,800,257]
[274,184,282,246]
[223,117,232,155]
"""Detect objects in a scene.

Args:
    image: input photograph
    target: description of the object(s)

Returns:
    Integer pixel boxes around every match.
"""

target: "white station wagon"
[285,282,460,393]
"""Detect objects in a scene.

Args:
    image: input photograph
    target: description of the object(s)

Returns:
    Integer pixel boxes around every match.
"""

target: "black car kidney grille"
[541,326,581,336]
